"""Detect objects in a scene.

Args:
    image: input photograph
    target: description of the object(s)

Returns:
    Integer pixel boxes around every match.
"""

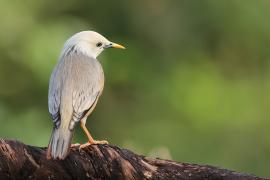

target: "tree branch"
[0,139,266,179]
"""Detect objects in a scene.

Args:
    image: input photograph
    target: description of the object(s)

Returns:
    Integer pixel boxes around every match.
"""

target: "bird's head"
[62,31,125,58]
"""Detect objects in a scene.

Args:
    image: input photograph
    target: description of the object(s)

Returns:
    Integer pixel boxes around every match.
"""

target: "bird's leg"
[79,121,108,150]
[81,121,95,143]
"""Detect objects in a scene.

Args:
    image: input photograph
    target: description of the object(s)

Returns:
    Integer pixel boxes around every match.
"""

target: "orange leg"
[79,121,108,150]
[81,121,95,143]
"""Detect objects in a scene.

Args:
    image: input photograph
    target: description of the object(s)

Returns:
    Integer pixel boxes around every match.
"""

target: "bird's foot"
[79,140,108,151]
[71,143,80,147]
[92,140,109,145]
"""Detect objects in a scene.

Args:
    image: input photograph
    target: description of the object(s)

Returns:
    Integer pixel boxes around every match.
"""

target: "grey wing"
[70,88,100,126]
[69,55,104,129]
[48,66,61,128]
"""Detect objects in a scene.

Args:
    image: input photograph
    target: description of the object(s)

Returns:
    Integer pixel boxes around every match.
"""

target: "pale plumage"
[47,31,125,159]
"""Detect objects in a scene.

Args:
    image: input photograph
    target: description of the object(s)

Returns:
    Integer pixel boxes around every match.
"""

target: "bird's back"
[49,53,104,129]
[47,53,104,159]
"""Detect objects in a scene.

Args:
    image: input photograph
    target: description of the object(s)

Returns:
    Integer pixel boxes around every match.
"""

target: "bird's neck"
[61,42,98,59]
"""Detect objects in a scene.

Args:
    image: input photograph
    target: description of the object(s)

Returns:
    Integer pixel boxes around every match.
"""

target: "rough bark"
[0,139,267,180]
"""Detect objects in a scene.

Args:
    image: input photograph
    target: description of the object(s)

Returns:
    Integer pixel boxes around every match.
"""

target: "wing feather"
[48,66,62,128]
[48,53,104,129]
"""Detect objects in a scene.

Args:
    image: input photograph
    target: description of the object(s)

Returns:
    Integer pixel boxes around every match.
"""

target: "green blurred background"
[0,0,269,177]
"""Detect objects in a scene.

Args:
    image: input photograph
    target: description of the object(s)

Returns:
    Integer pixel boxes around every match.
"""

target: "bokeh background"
[0,0,269,177]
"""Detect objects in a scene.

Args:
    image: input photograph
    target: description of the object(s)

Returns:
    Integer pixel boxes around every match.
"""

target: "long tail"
[46,127,73,160]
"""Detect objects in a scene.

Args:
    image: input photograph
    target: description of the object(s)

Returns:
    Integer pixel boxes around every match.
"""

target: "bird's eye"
[96,42,102,47]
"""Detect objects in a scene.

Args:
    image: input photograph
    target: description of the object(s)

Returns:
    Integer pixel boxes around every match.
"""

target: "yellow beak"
[111,42,125,49]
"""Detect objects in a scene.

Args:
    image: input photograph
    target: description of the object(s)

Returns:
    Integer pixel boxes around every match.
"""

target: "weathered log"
[0,139,267,180]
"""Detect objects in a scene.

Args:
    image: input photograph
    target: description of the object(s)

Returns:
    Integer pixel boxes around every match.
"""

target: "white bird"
[46,31,125,160]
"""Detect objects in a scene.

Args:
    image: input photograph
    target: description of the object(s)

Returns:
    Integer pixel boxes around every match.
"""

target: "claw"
[93,140,108,145]
[71,143,80,148]
[78,140,108,151]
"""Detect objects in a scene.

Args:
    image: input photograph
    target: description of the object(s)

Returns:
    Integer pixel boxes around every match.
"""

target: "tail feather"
[47,127,73,160]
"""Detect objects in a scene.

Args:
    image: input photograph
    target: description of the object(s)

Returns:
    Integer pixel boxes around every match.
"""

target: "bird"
[46,31,125,160]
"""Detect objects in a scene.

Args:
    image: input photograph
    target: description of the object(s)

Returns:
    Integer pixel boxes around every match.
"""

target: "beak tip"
[112,43,126,49]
